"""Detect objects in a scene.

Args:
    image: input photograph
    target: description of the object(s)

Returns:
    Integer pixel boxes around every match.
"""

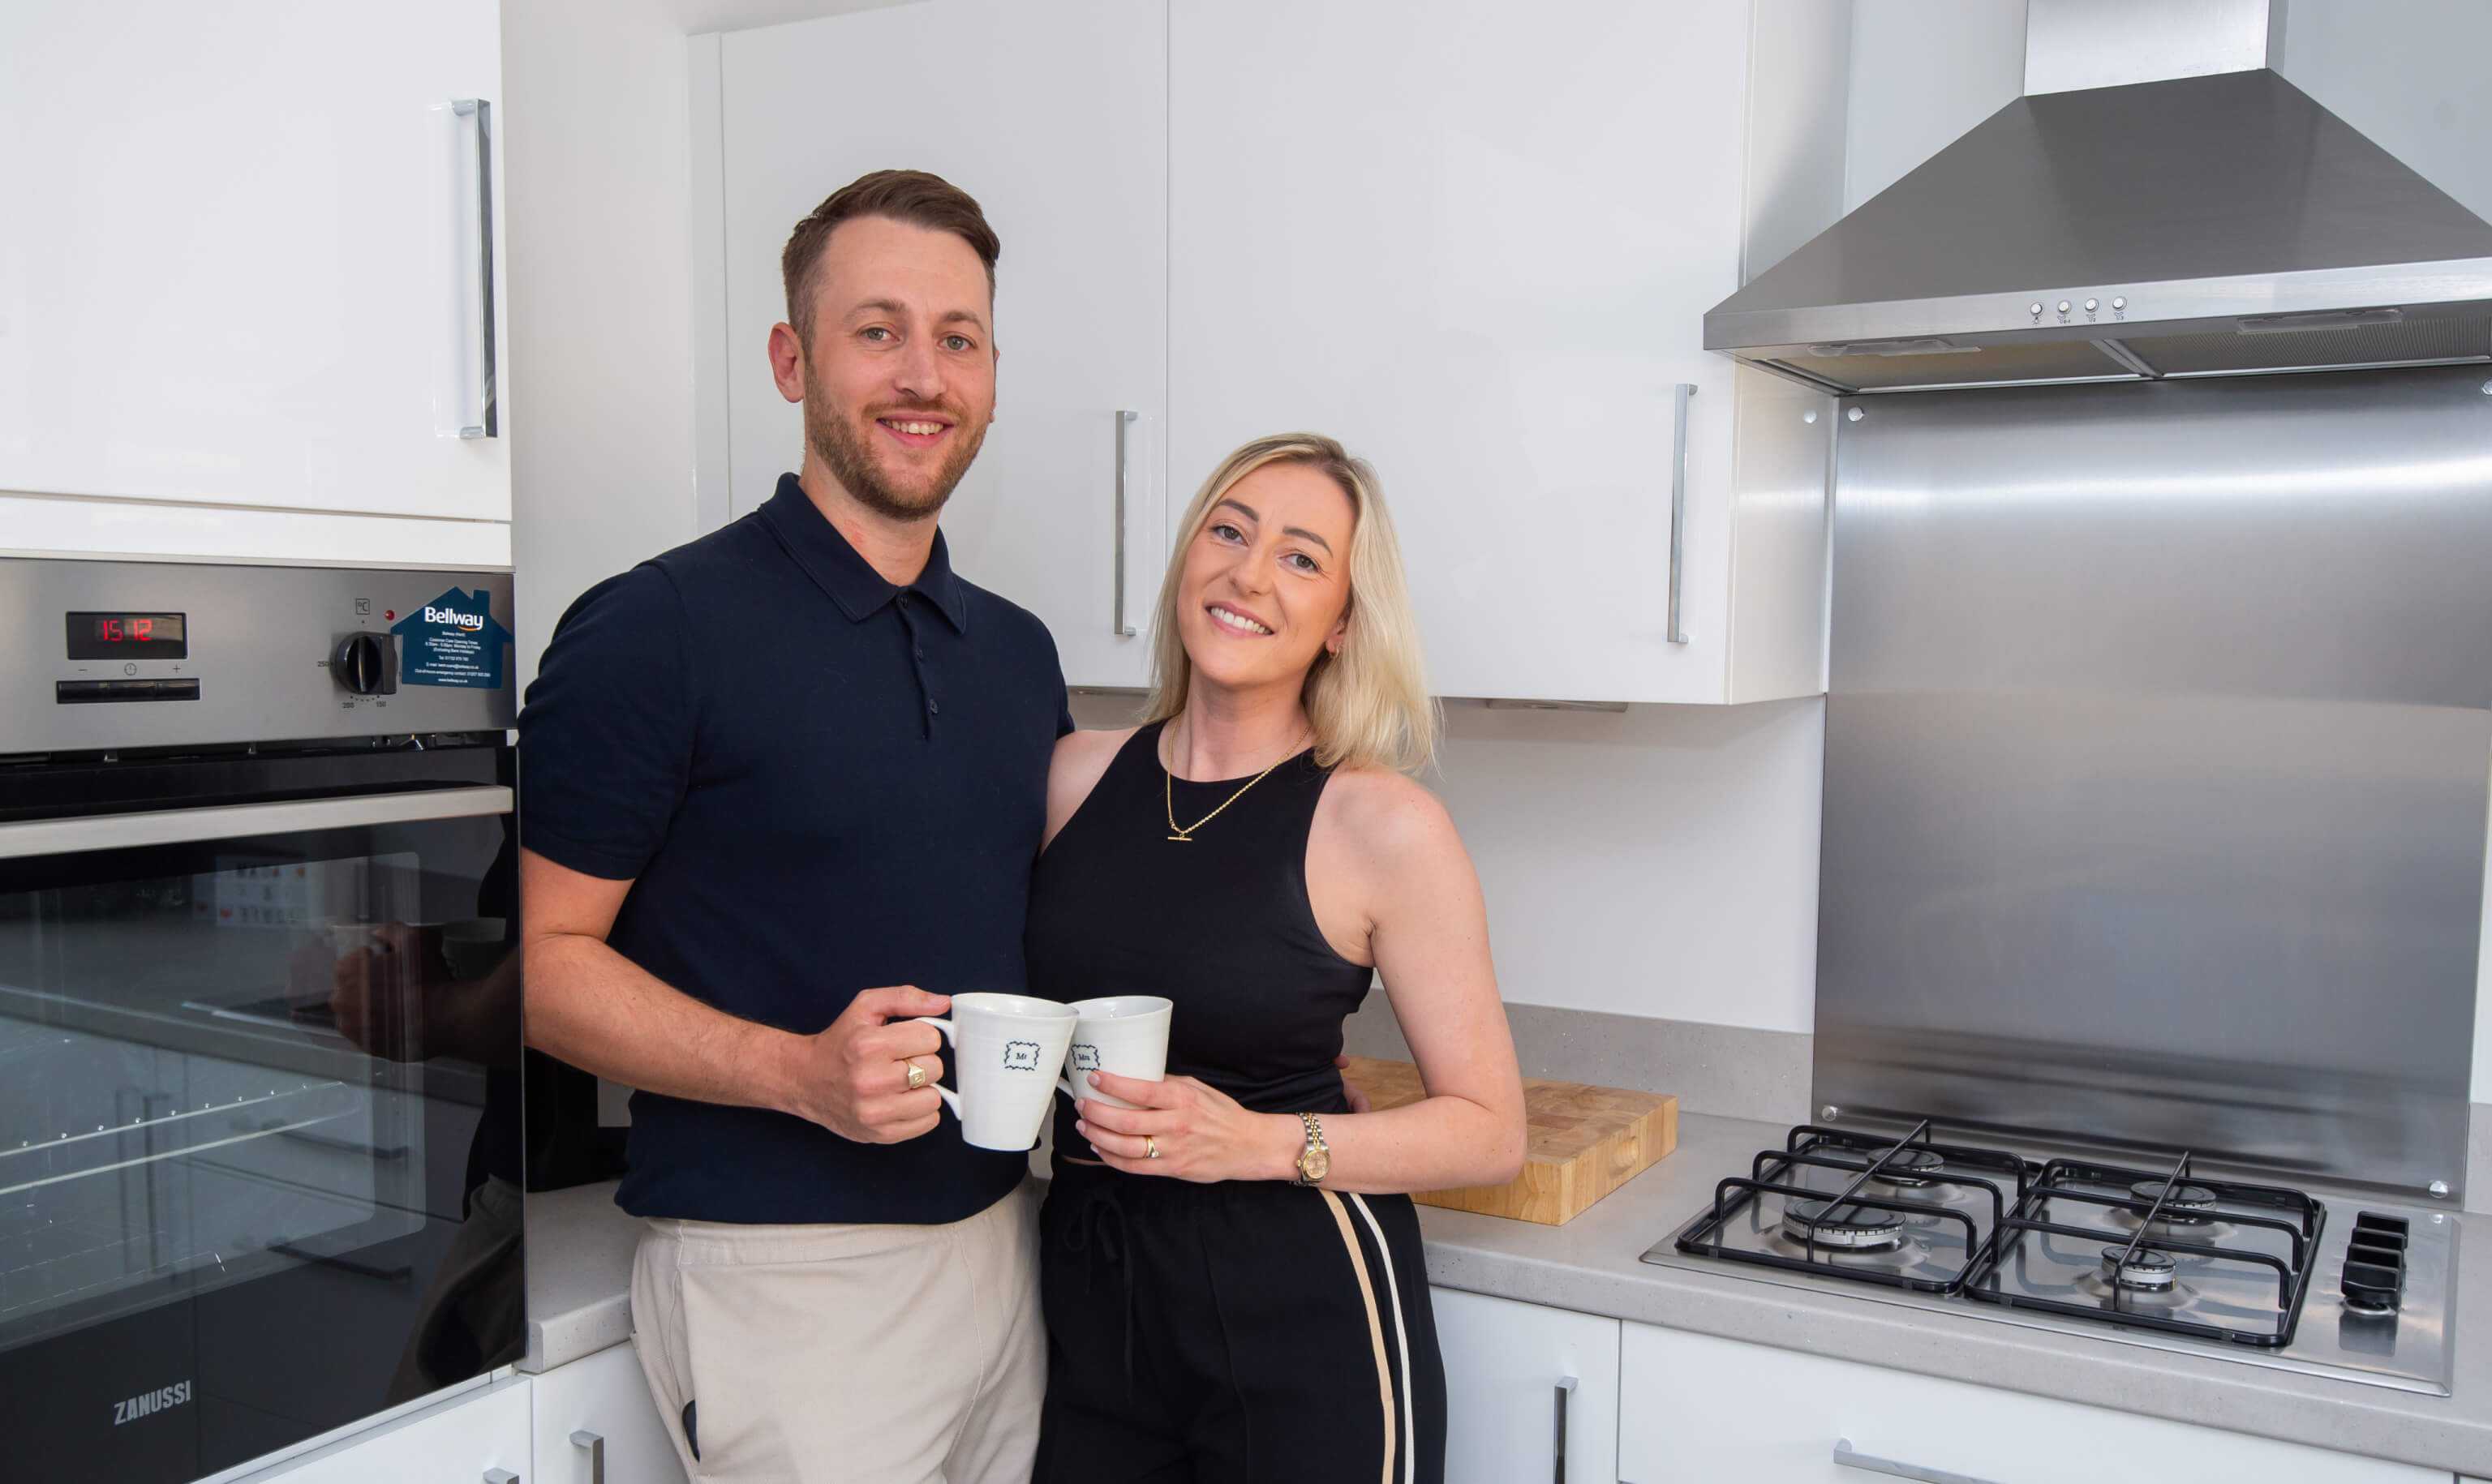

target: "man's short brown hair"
[781,169,1001,344]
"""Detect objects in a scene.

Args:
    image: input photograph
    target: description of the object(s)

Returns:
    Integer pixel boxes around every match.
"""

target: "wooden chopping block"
[1338,1055,1677,1225]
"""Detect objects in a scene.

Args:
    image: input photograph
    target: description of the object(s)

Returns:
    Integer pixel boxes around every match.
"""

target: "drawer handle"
[1551,1374,1577,1482]
[571,1428,606,1484]
[1833,1438,1998,1484]
[483,1470,520,1484]
[1666,382,1695,645]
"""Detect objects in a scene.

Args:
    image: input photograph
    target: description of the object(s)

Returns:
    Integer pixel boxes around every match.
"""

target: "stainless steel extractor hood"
[1709,0,2492,393]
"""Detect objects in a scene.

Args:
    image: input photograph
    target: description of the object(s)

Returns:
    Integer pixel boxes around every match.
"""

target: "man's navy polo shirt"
[520,474,1072,1225]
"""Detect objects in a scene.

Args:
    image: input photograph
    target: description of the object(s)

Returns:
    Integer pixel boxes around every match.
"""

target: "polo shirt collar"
[761,473,968,632]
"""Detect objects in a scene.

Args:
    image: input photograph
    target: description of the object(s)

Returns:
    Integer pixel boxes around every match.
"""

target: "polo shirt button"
[927,699,940,714]
[914,647,926,660]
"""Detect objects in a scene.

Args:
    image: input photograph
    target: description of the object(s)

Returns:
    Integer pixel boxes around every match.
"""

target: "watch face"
[1300,1144,1330,1182]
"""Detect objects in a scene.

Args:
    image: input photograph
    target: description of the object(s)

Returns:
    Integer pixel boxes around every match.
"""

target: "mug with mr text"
[1055,995,1173,1109]
[909,993,1078,1152]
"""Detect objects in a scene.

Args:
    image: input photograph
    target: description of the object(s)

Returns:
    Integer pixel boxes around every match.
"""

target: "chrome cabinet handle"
[1113,410,1138,637]
[1833,1438,1999,1484]
[1666,383,1695,645]
[1550,1374,1577,1482]
[570,1429,605,1484]
[451,99,498,439]
[483,1470,520,1484]
[0,784,510,860]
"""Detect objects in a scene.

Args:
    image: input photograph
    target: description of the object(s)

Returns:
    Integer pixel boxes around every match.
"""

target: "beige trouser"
[629,1181,1045,1483]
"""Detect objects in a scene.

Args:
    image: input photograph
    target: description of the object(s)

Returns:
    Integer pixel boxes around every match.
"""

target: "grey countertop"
[524,1111,2492,1473]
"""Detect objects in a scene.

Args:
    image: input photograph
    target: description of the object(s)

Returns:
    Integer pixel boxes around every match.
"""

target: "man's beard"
[805,385,988,523]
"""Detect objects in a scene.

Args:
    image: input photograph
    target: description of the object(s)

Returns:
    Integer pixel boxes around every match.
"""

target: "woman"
[1026,433,1526,1484]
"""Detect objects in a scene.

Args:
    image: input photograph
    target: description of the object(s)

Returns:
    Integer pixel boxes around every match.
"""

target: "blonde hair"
[1144,433,1438,775]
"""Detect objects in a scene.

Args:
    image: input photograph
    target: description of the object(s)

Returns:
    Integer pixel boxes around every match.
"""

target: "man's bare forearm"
[524,932,801,1115]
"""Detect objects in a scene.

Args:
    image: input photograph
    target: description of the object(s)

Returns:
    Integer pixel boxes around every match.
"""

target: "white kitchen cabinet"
[241,1375,530,1483]
[1168,0,1839,704]
[532,1340,686,1484]
[708,0,1168,688]
[1434,1288,1619,1484]
[0,0,510,530]
[1618,1322,2444,1483]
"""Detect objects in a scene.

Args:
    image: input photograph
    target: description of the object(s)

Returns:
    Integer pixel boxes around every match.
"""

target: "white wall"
[502,0,702,688]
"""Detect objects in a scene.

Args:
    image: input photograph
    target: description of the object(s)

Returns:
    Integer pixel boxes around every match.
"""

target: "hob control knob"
[334,633,388,695]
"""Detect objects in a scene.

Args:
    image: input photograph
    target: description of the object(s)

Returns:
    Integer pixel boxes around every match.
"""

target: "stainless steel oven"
[0,556,522,1482]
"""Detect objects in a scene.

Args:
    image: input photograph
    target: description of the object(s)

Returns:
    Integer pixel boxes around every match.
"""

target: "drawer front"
[1435,1289,1619,1484]
[531,1341,687,1484]
[1619,1323,2442,1484]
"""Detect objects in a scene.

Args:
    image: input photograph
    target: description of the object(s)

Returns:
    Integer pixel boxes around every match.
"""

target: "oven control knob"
[333,633,389,695]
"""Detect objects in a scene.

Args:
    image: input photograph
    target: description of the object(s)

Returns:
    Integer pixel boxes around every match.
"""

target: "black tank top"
[1027,720,1373,1162]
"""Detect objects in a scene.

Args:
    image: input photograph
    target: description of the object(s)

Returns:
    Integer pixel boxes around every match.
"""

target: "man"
[520,169,1064,1482]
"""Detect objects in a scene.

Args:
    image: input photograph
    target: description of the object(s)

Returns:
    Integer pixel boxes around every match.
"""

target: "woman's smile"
[1206,602,1274,637]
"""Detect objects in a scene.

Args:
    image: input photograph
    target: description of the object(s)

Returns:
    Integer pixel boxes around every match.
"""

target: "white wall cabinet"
[709,0,1168,688]
[1434,1288,1620,1484]
[1617,1322,2446,1483]
[0,0,511,534]
[531,1341,687,1484]
[1167,0,1838,704]
[243,1377,530,1483]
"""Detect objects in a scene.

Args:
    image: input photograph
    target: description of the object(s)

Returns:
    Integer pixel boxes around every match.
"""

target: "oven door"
[0,769,522,1482]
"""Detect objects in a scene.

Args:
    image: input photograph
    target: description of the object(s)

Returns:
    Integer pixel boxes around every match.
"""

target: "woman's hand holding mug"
[1076,1071,1304,1184]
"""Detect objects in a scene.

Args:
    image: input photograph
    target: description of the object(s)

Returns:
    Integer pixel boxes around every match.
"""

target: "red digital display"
[67,611,187,660]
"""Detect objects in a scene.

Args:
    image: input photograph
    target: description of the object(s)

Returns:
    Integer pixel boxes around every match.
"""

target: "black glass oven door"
[0,784,522,1483]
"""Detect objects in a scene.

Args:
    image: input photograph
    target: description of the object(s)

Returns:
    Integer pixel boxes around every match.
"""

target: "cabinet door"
[531,1342,688,1484]
[1170,0,1751,703]
[251,1378,531,1483]
[1618,1323,2444,1483]
[714,0,1168,688]
[0,0,509,523]
[1433,1288,1619,1484]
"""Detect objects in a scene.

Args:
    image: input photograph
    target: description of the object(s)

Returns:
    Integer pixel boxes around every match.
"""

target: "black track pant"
[1033,1159,1446,1484]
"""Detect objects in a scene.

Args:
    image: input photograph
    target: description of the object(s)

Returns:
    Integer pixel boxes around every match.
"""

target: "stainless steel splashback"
[1815,366,2492,1197]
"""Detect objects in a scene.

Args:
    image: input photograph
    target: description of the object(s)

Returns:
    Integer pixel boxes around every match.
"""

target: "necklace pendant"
[1167,833,1193,843]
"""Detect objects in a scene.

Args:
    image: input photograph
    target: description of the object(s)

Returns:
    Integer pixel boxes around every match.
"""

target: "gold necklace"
[1161,725,1304,843]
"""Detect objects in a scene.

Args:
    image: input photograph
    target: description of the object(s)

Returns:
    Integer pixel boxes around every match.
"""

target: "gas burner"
[1862,1144,1948,1188]
[2101,1245,2179,1292]
[2128,1179,2219,1224]
[1782,1199,1906,1252]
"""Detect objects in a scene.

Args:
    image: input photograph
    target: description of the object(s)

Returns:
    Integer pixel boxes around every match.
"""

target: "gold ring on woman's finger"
[904,1060,927,1091]
[1145,1135,1159,1160]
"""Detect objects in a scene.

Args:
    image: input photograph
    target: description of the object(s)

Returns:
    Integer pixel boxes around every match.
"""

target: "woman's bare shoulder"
[1318,765,1462,864]
[1045,726,1144,847]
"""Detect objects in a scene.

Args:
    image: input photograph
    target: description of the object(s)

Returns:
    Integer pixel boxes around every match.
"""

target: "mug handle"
[906,1017,962,1118]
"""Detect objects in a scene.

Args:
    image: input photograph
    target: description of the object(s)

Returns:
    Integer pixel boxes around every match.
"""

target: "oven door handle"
[0,785,513,860]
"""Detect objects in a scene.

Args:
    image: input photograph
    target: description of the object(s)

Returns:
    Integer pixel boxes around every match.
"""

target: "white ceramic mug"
[909,993,1079,1151]
[1055,995,1174,1109]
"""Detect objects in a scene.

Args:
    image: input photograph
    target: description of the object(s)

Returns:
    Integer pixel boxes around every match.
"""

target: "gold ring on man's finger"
[904,1060,927,1091]
[1145,1135,1160,1160]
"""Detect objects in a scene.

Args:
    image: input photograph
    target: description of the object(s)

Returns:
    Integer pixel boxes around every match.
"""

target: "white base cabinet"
[531,1341,687,1484]
[1434,1288,1619,1484]
[238,1377,530,1483]
[1618,1322,2445,1484]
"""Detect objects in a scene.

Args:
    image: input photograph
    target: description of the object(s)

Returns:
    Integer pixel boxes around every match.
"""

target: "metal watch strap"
[1295,1111,1328,1185]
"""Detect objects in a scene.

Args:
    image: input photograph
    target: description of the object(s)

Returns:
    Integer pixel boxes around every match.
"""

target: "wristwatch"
[1293,1112,1330,1186]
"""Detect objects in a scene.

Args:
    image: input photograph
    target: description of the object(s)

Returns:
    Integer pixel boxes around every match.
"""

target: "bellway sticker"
[390,588,513,688]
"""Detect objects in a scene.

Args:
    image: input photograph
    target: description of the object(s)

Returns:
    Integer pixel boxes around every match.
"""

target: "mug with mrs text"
[1055,995,1173,1109]
[909,993,1079,1151]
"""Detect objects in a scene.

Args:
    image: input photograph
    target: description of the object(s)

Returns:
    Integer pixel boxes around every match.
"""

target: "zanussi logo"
[113,1380,193,1426]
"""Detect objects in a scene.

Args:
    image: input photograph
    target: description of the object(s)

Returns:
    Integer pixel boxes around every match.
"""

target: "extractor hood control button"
[2057,300,2072,315]
[333,633,396,696]
[2085,298,2099,312]
[2112,297,2127,311]
[2029,302,2043,317]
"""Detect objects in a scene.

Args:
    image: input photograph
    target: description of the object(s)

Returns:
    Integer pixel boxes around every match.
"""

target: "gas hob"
[1639,1121,2457,1395]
